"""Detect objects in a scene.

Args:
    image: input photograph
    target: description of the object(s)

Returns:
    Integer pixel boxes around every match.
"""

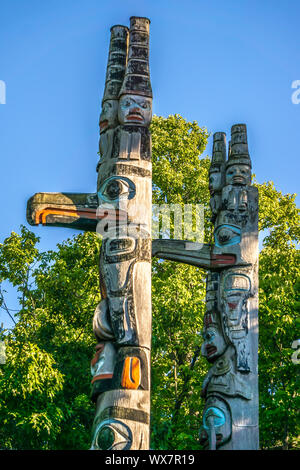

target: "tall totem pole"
[26,16,259,450]
[90,17,153,450]
[199,127,259,449]
[152,125,259,450]
[27,16,153,450]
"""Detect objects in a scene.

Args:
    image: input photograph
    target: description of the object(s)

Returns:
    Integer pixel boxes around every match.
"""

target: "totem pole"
[27,16,152,450]
[90,17,152,450]
[153,125,259,450]
[199,127,259,449]
[26,16,259,450]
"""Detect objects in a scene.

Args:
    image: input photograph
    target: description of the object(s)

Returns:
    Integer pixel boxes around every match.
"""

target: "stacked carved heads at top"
[209,124,252,222]
[118,17,152,127]
[98,17,152,162]
[209,124,257,257]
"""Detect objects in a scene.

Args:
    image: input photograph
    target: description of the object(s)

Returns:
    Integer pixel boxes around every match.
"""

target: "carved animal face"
[225,164,251,186]
[99,99,119,133]
[118,94,152,126]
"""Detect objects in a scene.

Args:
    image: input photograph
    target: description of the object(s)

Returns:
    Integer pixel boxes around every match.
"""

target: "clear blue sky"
[0,0,299,327]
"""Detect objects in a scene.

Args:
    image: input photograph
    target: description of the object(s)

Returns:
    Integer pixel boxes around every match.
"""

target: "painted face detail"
[99,100,119,133]
[225,165,251,186]
[202,325,227,362]
[118,94,152,126]
[209,171,223,194]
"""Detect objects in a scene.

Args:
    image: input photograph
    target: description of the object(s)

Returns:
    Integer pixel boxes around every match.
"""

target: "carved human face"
[201,325,227,362]
[225,164,251,186]
[118,94,152,126]
[98,176,136,205]
[99,99,119,133]
[209,170,223,195]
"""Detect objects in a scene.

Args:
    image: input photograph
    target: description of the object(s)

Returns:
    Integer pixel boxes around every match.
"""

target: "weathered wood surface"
[26,17,259,451]
[152,239,237,269]
[199,125,259,450]
[90,17,153,450]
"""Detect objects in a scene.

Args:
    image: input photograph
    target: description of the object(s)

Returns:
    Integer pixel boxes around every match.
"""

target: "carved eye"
[98,177,136,203]
[106,180,123,199]
[92,419,132,450]
[141,101,149,109]
[203,330,215,342]
[122,99,131,107]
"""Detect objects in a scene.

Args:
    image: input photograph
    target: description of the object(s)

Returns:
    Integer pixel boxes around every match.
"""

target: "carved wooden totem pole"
[90,17,152,450]
[27,17,153,450]
[26,16,259,450]
[199,127,259,449]
[153,126,259,450]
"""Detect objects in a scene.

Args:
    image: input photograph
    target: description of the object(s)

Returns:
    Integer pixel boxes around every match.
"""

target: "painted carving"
[199,396,232,450]
[201,312,227,362]
[26,18,259,451]
[199,123,259,449]
[98,25,128,162]
[91,418,132,450]
[91,16,152,451]
[91,342,116,384]
[118,95,152,127]
[221,270,251,372]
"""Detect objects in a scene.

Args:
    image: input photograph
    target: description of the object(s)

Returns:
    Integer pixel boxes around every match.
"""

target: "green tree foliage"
[0,227,99,449]
[0,115,299,449]
[257,182,300,449]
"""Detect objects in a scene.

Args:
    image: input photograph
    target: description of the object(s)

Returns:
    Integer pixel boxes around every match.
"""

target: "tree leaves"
[0,115,298,449]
